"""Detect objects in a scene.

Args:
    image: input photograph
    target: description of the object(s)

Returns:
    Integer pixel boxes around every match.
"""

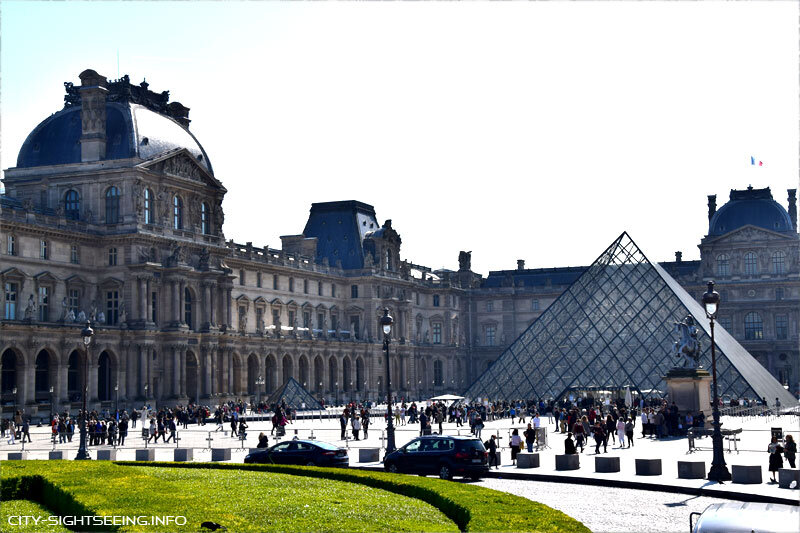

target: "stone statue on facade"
[23,294,36,320]
[89,302,98,322]
[198,247,210,271]
[67,309,76,322]
[77,310,86,322]
[97,310,106,324]
[673,315,701,369]
[458,251,472,272]
[239,313,247,334]
[274,316,281,338]
[119,301,127,326]
[60,297,69,322]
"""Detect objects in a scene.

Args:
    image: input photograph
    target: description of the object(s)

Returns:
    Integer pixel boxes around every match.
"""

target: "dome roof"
[16,102,212,174]
[708,187,793,236]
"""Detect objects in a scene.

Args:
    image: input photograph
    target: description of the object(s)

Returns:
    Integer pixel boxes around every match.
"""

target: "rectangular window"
[486,301,493,312]
[68,289,80,315]
[289,278,294,292]
[318,281,323,296]
[303,279,309,294]
[317,312,324,330]
[40,240,48,260]
[485,325,496,346]
[531,300,540,311]
[239,306,247,330]
[108,248,117,266]
[106,290,118,325]
[256,272,262,288]
[239,269,245,286]
[151,292,157,323]
[303,311,310,328]
[272,309,280,326]
[7,235,16,256]
[288,310,295,328]
[331,315,338,332]
[432,322,442,344]
[776,315,788,340]
[433,295,440,307]
[415,292,419,305]
[331,284,336,298]
[38,286,49,321]
[351,285,358,298]
[718,316,732,332]
[273,275,279,290]
[4,282,18,320]
[256,308,264,330]
[70,245,79,264]
[776,287,784,301]
[350,315,360,339]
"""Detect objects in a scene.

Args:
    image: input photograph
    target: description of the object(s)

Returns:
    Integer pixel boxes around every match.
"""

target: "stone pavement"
[4,409,798,505]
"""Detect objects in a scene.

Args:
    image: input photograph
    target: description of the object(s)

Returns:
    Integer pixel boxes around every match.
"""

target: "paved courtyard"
[4,407,798,532]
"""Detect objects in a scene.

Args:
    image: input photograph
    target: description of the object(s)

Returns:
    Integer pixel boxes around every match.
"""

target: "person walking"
[474,415,484,440]
[339,411,348,440]
[21,418,31,443]
[524,423,536,453]
[147,418,157,443]
[6,419,15,445]
[593,421,606,454]
[165,418,177,443]
[352,415,361,441]
[784,434,797,469]
[118,418,128,446]
[487,434,499,469]
[617,417,626,448]
[510,429,522,465]
[625,418,635,447]
[768,436,784,483]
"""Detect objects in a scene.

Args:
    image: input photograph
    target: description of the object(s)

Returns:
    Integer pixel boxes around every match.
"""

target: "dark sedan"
[384,435,489,480]
[244,439,349,467]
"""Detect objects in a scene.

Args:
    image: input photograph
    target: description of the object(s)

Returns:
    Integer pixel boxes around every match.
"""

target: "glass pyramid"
[465,232,796,406]
[265,377,324,411]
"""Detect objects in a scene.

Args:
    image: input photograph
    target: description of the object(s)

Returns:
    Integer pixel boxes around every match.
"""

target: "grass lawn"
[1,461,456,532]
[1,500,71,533]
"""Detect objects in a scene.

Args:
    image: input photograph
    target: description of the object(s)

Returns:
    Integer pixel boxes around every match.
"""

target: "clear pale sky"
[2,2,797,275]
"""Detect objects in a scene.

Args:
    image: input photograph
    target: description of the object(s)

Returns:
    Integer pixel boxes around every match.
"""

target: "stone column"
[179,348,187,397]
[138,278,147,322]
[172,281,180,324]
[210,286,217,326]
[172,346,180,398]
[146,347,153,399]
[145,278,153,323]
[202,284,211,330]
[58,355,69,404]
[88,357,99,402]
[203,349,212,398]
[179,281,186,325]
[226,287,233,329]
[139,345,147,398]
[227,350,233,395]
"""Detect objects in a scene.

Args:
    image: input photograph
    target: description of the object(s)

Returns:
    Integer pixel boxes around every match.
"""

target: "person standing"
[352,415,361,441]
[564,432,577,455]
[625,418,635,448]
[487,434,499,469]
[118,417,128,446]
[339,411,348,440]
[784,434,797,469]
[6,419,15,445]
[768,436,784,483]
[616,417,626,448]
[524,423,536,453]
[435,408,444,435]
[593,421,606,454]
[419,410,429,437]
[362,409,370,438]
[510,429,522,465]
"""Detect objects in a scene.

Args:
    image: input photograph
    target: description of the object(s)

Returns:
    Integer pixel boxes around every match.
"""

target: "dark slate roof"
[708,186,793,236]
[482,266,587,288]
[265,377,324,411]
[16,102,213,173]
[302,201,379,270]
[658,260,701,278]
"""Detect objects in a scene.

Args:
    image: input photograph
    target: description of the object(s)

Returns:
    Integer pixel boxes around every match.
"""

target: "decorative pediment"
[138,148,226,191]
[314,303,327,311]
[270,298,284,306]
[707,224,797,244]
[301,302,314,309]
[65,274,89,285]
[285,299,298,308]
[253,296,267,306]
[98,276,124,288]
[33,271,59,283]
[0,267,27,280]
[345,305,364,314]
[235,294,251,303]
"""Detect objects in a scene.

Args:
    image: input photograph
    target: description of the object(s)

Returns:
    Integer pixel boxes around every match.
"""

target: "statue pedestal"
[664,368,712,417]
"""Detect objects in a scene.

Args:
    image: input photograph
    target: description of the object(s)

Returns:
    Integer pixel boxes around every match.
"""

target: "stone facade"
[1,70,797,416]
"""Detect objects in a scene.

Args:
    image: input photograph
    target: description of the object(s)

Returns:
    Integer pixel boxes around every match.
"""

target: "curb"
[351,465,799,506]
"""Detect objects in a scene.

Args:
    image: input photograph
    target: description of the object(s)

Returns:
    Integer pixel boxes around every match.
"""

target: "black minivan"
[383,435,489,480]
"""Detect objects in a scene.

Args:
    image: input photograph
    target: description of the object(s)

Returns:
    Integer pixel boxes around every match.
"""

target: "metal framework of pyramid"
[465,232,797,406]
[265,377,324,411]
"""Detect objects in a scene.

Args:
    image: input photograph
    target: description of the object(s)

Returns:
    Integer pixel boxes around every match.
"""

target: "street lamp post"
[255,375,265,410]
[703,281,731,483]
[335,381,339,406]
[380,308,396,454]
[49,386,54,422]
[12,387,17,420]
[75,321,93,460]
[114,383,119,414]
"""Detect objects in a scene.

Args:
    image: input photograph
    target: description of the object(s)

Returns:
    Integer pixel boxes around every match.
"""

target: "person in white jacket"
[616,417,626,448]
[352,415,362,441]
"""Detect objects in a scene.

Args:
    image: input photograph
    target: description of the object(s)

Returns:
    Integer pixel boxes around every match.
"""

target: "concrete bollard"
[555,454,580,471]
[778,469,799,489]
[211,448,231,462]
[635,459,662,476]
[358,448,380,462]
[8,452,28,460]
[517,452,540,469]
[49,451,66,460]
[595,456,620,473]
[678,461,706,479]
[174,449,193,462]
[135,449,155,462]
[731,465,762,484]
[97,449,117,461]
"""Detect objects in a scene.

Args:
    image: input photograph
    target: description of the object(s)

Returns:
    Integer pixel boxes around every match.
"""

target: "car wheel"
[306,461,316,467]
[469,475,481,481]
[388,463,399,474]
[438,464,452,480]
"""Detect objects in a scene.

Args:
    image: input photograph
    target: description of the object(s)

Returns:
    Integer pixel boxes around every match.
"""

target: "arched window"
[184,288,192,327]
[716,254,729,277]
[144,189,153,224]
[65,190,80,220]
[772,251,785,275]
[173,196,183,230]
[744,312,763,340]
[98,352,112,401]
[201,202,209,234]
[35,350,50,395]
[434,359,444,386]
[744,252,758,276]
[105,186,120,224]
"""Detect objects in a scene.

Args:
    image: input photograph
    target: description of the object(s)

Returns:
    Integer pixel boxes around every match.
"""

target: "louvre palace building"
[1,69,798,416]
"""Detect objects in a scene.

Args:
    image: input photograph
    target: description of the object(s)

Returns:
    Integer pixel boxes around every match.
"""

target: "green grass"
[1,461,589,533]
[0,500,70,533]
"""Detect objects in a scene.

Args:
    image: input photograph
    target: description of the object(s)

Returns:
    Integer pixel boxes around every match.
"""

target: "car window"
[404,440,421,452]
[457,439,485,452]
[286,442,299,451]
[296,442,314,451]
[272,442,291,452]
[420,440,435,452]
[314,441,338,451]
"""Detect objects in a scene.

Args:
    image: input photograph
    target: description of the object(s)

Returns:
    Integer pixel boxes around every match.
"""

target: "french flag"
[751,156,763,167]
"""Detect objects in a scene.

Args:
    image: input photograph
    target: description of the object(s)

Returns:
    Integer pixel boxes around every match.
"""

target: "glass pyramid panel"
[265,377,324,411]
[465,232,797,406]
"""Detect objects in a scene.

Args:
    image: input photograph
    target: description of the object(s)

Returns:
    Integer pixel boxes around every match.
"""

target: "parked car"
[383,435,489,480]
[691,502,799,533]
[244,439,349,467]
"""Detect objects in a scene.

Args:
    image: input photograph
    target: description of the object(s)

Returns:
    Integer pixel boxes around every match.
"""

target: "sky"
[1,1,798,276]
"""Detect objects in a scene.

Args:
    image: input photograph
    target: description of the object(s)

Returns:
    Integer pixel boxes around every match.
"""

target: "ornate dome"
[709,186,793,236]
[16,73,213,174]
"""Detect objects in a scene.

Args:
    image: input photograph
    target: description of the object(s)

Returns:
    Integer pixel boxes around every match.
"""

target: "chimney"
[788,189,797,230]
[517,259,525,271]
[707,194,717,221]
[675,251,682,263]
[78,69,108,162]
